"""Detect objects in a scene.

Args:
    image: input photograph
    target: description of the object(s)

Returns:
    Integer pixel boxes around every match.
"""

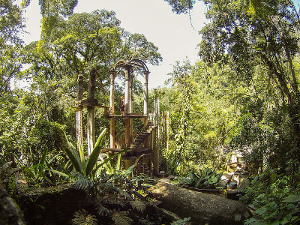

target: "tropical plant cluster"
[172,168,223,190]
[159,0,300,224]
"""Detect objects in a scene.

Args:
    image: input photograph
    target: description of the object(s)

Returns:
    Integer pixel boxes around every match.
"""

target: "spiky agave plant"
[51,128,109,179]
[64,128,107,178]
[52,128,132,180]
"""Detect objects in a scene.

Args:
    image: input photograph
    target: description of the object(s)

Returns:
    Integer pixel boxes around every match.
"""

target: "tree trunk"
[149,179,252,225]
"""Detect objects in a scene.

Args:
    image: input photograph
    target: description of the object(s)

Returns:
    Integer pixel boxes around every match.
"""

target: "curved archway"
[109,59,150,116]
[109,59,150,149]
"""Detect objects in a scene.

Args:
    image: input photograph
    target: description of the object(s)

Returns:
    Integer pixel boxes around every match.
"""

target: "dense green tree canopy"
[0,0,24,93]
[1,0,24,45]
[24,10,162,99]
[21,0,78,17]
[199,0,299,102]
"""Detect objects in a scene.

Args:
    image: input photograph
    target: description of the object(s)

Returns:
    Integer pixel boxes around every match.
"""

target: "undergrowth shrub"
[172,167,223,189]
[240,169,300,225]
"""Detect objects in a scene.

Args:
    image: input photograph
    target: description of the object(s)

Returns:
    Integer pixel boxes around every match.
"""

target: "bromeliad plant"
[57,129,170,224]
[173,168,223,189]
[58,128,130,179]
[189,168,223,189]
[62,128,108,178]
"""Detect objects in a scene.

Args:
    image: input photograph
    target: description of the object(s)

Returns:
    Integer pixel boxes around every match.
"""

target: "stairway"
[130,121,156,151]
[128,121,156,176]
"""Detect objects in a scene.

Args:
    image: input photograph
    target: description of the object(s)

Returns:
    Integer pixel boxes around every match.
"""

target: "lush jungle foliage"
[160,0,300,224]
[2,0,300,224]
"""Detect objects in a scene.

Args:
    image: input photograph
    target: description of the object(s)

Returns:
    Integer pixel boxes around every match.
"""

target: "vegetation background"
[2,0,300,224]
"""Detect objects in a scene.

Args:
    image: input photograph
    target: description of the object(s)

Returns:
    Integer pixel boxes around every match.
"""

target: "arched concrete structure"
[74,60,157,176]
[109,59,150,149]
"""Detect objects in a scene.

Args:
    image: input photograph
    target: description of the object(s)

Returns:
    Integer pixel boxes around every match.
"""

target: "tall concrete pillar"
[124,66,131,147]
[75,108,83,150]
[87,69,97,155]
[75,74,84,151]
[143,71,149,115]
[87,107,95,155]
[110,71,116,148]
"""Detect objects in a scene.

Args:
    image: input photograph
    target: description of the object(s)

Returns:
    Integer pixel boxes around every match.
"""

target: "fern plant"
[72,209,98,225]
[111,209,133,225]
[73,167,155,225]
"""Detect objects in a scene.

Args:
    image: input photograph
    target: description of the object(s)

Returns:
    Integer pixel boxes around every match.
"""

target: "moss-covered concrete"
[18,184,92,225]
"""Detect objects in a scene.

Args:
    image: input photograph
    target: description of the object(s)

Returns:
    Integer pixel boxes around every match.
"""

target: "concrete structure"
[74,60,158,176]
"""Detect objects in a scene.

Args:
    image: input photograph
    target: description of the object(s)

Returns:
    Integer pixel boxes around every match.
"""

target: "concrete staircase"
[130,121,156,151]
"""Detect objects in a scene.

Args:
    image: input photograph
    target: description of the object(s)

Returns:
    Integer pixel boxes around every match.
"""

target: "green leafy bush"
[173,168,223,189]
[73,168,158,225]
[241,169,300,225]
[23,147,68,187]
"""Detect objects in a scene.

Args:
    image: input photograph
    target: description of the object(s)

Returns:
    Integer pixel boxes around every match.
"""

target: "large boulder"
[149,179,252,225]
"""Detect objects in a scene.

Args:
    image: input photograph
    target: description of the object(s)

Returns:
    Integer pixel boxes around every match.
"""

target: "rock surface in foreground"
[149,179,251,225]
[0,181,25,225]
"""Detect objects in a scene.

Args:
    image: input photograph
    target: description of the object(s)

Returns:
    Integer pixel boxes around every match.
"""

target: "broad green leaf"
[116,153,122,171]
[49,169,70,178]
[85,128,107,176]
[64,141,82,173]
[283,195,300,203]
[39,148,48,166]
[124,164,135,178]
[78,139,86,174]
[255,206,268,216]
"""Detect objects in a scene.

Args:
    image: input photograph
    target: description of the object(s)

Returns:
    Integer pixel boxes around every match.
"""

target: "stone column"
[87,69,96,155]
[124,66,131,115]
[166,111,170,152]
[124,65,131,147]
[75,109,83,150]
[87,107,95,155]
[129,73,133,114]
[76,74,84,151]
[152,128,159,175]
[143,71,149,115]
[110,71,116,148]
[129,73,134,146]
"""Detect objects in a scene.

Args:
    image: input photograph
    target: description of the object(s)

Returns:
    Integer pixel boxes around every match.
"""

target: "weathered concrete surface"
[149,179,252,225]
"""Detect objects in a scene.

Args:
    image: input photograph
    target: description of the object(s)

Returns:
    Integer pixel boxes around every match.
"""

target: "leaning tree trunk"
[149,179,252,225]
